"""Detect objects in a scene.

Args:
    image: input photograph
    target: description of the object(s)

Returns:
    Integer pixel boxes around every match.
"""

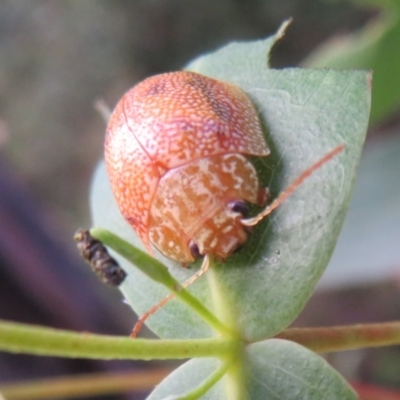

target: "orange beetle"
[104,71,344,336]
[105,71,270,264]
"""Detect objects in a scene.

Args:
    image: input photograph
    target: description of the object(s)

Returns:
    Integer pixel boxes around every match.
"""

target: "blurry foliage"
[303,0,400,125]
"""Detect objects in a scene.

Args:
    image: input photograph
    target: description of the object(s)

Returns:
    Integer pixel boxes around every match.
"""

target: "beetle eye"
[188,240,202,259]
[228,200,249,217]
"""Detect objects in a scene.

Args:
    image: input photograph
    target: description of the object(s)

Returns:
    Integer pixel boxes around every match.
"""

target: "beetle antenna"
[130,254,210,338]
[242,144,345,227]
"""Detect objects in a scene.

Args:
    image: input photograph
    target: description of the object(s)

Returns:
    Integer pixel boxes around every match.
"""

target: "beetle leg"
[188,239,202,260]
[241,144,345,227]
[130,255,210,338]
[180,254,210,288]
[257,187,270,206]
[130,292,175,338]
[227,200,250,217]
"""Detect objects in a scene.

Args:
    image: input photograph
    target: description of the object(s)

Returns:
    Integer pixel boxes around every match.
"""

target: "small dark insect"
[74,229,126,286]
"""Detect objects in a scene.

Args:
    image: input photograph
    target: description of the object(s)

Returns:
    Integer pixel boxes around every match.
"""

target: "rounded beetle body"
[105,71,270,262]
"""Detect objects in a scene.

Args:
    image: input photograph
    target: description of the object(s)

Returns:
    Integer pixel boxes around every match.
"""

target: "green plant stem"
[223,353,247,400]
[2,319,400,362]
[275,321,400,353]
[0,369,172,400]
[206,268,246,400]
[0,320,236,360]
[90,227,231,336]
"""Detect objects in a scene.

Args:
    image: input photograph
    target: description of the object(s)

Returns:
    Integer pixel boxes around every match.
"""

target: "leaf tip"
[268,18,293,66]
[276,18,293,40]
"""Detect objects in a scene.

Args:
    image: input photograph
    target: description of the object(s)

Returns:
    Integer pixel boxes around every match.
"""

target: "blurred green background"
[0,1,399,399]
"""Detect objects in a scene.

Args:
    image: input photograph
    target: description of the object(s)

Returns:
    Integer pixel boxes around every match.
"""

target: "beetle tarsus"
[130,255,210,338]
[130,292,175,338]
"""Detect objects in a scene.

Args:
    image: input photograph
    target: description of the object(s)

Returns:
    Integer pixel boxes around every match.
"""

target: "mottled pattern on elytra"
[105,71,269,254]
[123,71,269,168]
[105,103,161,249]
[148,154,259,262]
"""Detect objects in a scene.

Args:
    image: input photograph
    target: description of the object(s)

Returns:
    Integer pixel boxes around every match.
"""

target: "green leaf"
[91,26,371,340]
[302,0,400,125]
[146,339,356,400]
